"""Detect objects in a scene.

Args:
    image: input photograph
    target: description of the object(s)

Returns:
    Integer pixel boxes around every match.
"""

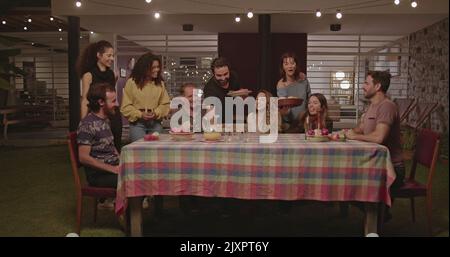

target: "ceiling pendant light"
[411,0,418,8]
[145,0,152,3]
[247,10,254,19]
[50,17,54,21]
[235,15,241,23]
[394,0,400,5]
[75,1,82,8]
[154,12,161,19]
[1,20,6,25]
[27,18,32,23]
[23,26,28,31]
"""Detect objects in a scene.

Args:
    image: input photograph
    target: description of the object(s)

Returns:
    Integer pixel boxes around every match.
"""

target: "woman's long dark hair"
[130,52,163,89]
[300,93,329,129]
[76,40,113,78]
[256,89,273,126]
[279,52,302,82]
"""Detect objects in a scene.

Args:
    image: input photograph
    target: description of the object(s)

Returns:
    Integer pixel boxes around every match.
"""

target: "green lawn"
[0,145,448,237]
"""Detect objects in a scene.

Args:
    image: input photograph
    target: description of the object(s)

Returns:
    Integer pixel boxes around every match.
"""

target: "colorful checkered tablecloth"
[115,134,396,214]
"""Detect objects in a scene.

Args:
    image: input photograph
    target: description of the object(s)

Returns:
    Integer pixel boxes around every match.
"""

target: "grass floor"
[0,145,448,237]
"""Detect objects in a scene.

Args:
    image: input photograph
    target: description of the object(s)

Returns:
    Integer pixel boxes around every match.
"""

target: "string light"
[145,0,152,3]
[90,31,94,34]
[411,1,418,8]
[336,9,342,19]
[23,26,28,31]
[49,17,54,21]
[1,20,6,25]
[27,18,32,23]
[247,10,253,19]
[75,1,82,8]
[58,28,62,32]
[235,15,241,23]
[394,0,400,5]
[315,9,322,18]
[154,12,161,19]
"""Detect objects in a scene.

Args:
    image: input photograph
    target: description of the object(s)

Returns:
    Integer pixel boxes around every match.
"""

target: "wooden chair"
[393,98,417,123]
[392,128,441,235]
[67,132,117,235]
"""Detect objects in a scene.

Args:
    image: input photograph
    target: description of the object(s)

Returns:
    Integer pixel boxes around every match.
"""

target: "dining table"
[115,133,396,237]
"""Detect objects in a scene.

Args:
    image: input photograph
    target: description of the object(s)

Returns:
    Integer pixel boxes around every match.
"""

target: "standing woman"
[77,40,123,151]
[120,52,170,142]
[276,52,311,132]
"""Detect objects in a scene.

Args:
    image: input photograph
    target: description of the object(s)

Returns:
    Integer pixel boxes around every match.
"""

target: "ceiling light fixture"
[23,26,28,31]
[154,12,161,19]
[1,20,6,25]
[247,10,253,19]
[90,31,94,34]
[235,15,241,23]
[411,0,418,8]
[145,0,152,3]
[58,28,62,32]
[315,9,322,18]
[75,1,82,8]
[336,9,343,19]
[394,0,400,5]
[27,18,32,23]
[50,17,54,21]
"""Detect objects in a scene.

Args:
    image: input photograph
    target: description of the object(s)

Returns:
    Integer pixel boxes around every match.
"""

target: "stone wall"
[408,18,449,134]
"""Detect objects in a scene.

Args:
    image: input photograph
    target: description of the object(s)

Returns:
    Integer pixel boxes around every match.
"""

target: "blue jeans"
[129,120,163,142]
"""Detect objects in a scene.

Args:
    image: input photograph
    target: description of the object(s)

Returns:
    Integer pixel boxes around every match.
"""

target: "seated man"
[345,70,405,221]
[77,82,119,191]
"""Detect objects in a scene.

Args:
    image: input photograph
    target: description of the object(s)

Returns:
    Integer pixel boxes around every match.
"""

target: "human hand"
[142,110,155,120]
[344,129,357,140]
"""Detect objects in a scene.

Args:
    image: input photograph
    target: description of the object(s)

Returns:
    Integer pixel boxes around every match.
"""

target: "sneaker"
[97,198,115,210]
[142,197,150,209]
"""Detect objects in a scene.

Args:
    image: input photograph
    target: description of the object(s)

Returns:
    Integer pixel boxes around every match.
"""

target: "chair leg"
[76,195,82,235]
[377,204,386,235]
[426,194,433,236]
[410,198,416,223]
[93,198,98,223]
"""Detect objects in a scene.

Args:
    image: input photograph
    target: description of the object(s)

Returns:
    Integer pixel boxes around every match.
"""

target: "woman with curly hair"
[77,40,123,151]
[120,52,170,141]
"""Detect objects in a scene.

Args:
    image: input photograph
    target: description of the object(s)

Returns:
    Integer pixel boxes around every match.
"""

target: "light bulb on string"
[154,12,161,19]
[411,1,418,8]
[394,0,400,5]
[247,10,253,19]
[336,9,342,19]
[315,9,322,18]
[145,0,152,3]
[235,15,241,23]
[75,1,82,8]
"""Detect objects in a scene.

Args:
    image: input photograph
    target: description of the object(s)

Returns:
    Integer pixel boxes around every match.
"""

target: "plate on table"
[227,89,252,97]
[278,97,303,108]
[169,131,194,141]
[306,135,330,142]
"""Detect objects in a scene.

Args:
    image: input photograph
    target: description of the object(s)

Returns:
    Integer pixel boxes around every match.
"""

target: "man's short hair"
[368,70,392,93]
[179,82,197,95]
[210,57,230,73]
[87,83,116,112]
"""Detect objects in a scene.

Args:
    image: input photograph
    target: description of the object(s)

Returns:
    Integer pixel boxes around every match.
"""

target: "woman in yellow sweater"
[121,52,170,141]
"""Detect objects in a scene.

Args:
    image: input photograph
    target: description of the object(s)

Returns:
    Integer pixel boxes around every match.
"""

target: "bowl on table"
[169,131,194,141]
[203,132,222,141]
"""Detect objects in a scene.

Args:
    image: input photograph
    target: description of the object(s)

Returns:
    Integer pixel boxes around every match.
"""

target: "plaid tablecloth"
[115,134,396,214]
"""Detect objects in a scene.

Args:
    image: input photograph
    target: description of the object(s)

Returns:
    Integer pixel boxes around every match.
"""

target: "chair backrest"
[394,98,416,122]
[415,102,439,128]
[67,131,82,193]
[410,129,440,187]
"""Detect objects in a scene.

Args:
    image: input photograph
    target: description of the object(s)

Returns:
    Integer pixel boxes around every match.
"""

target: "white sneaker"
[97,198,115,210]
[142,197,150,209]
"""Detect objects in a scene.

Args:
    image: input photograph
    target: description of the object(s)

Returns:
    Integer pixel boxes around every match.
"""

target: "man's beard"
[364,90,375,99]
[105,107,116,117]
[216,78,229,87]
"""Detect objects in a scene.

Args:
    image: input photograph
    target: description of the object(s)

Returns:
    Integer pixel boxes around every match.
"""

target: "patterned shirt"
[77,113,119,165]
